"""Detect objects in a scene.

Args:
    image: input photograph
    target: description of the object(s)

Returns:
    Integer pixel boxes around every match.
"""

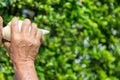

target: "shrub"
[0,0,120,80]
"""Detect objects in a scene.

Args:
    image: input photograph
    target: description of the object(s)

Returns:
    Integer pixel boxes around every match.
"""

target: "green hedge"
[0,0,120,80]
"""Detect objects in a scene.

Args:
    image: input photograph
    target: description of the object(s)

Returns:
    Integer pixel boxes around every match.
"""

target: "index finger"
[11,17,19,35]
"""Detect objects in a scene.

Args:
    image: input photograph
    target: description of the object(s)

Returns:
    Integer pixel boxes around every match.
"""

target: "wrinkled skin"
[4,17,43,64]
[4,17,43,80]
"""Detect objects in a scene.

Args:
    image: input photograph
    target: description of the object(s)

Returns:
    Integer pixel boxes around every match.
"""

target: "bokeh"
[0,0,120,80]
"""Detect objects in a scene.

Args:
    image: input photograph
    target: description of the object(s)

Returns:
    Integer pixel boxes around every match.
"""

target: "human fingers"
[11,17,19,36]
[21,19,31,35]
[36,29,44,42]
[41,36,44,42]
[30,23,37,38]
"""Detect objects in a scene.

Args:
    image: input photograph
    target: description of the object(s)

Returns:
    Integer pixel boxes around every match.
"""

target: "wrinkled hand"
[0,17,3,45]
[4,17,43,65]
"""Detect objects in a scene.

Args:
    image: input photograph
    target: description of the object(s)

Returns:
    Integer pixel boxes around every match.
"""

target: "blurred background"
[0,0,120,80]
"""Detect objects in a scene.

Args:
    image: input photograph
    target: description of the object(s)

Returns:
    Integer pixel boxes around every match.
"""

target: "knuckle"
[32,24,37,31]
[12,35,26,42]
[11,22,16,27]
[12,35,20,40]
[34,41,40,47]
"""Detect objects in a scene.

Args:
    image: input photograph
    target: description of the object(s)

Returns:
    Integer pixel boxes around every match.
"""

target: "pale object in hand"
[2,20,49,41]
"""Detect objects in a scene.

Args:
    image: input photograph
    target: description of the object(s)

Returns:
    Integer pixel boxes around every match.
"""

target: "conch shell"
[2,20,49,41]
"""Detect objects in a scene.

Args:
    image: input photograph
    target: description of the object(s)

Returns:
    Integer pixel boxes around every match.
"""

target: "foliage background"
[0,0,120,80]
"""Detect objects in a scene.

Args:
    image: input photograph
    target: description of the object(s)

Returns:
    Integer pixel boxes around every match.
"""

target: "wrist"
[14,61,38,80]
[11,57,35,66]
[14,61,34,70]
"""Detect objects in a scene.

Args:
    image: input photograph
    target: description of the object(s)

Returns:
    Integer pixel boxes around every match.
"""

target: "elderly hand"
[0,17,3,45]
[4,17,43,80]
[4,17,43,64]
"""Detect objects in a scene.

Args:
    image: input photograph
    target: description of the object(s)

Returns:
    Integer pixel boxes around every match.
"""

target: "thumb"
[4,40,11,51]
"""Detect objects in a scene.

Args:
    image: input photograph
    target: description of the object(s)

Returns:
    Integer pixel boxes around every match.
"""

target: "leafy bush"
[0,0,120,80]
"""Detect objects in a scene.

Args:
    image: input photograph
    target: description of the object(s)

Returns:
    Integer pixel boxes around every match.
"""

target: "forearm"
[13,62,38,80]
[3,17,43,80]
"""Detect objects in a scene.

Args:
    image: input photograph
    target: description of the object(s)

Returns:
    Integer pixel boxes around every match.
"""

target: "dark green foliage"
[0,0,120,80]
